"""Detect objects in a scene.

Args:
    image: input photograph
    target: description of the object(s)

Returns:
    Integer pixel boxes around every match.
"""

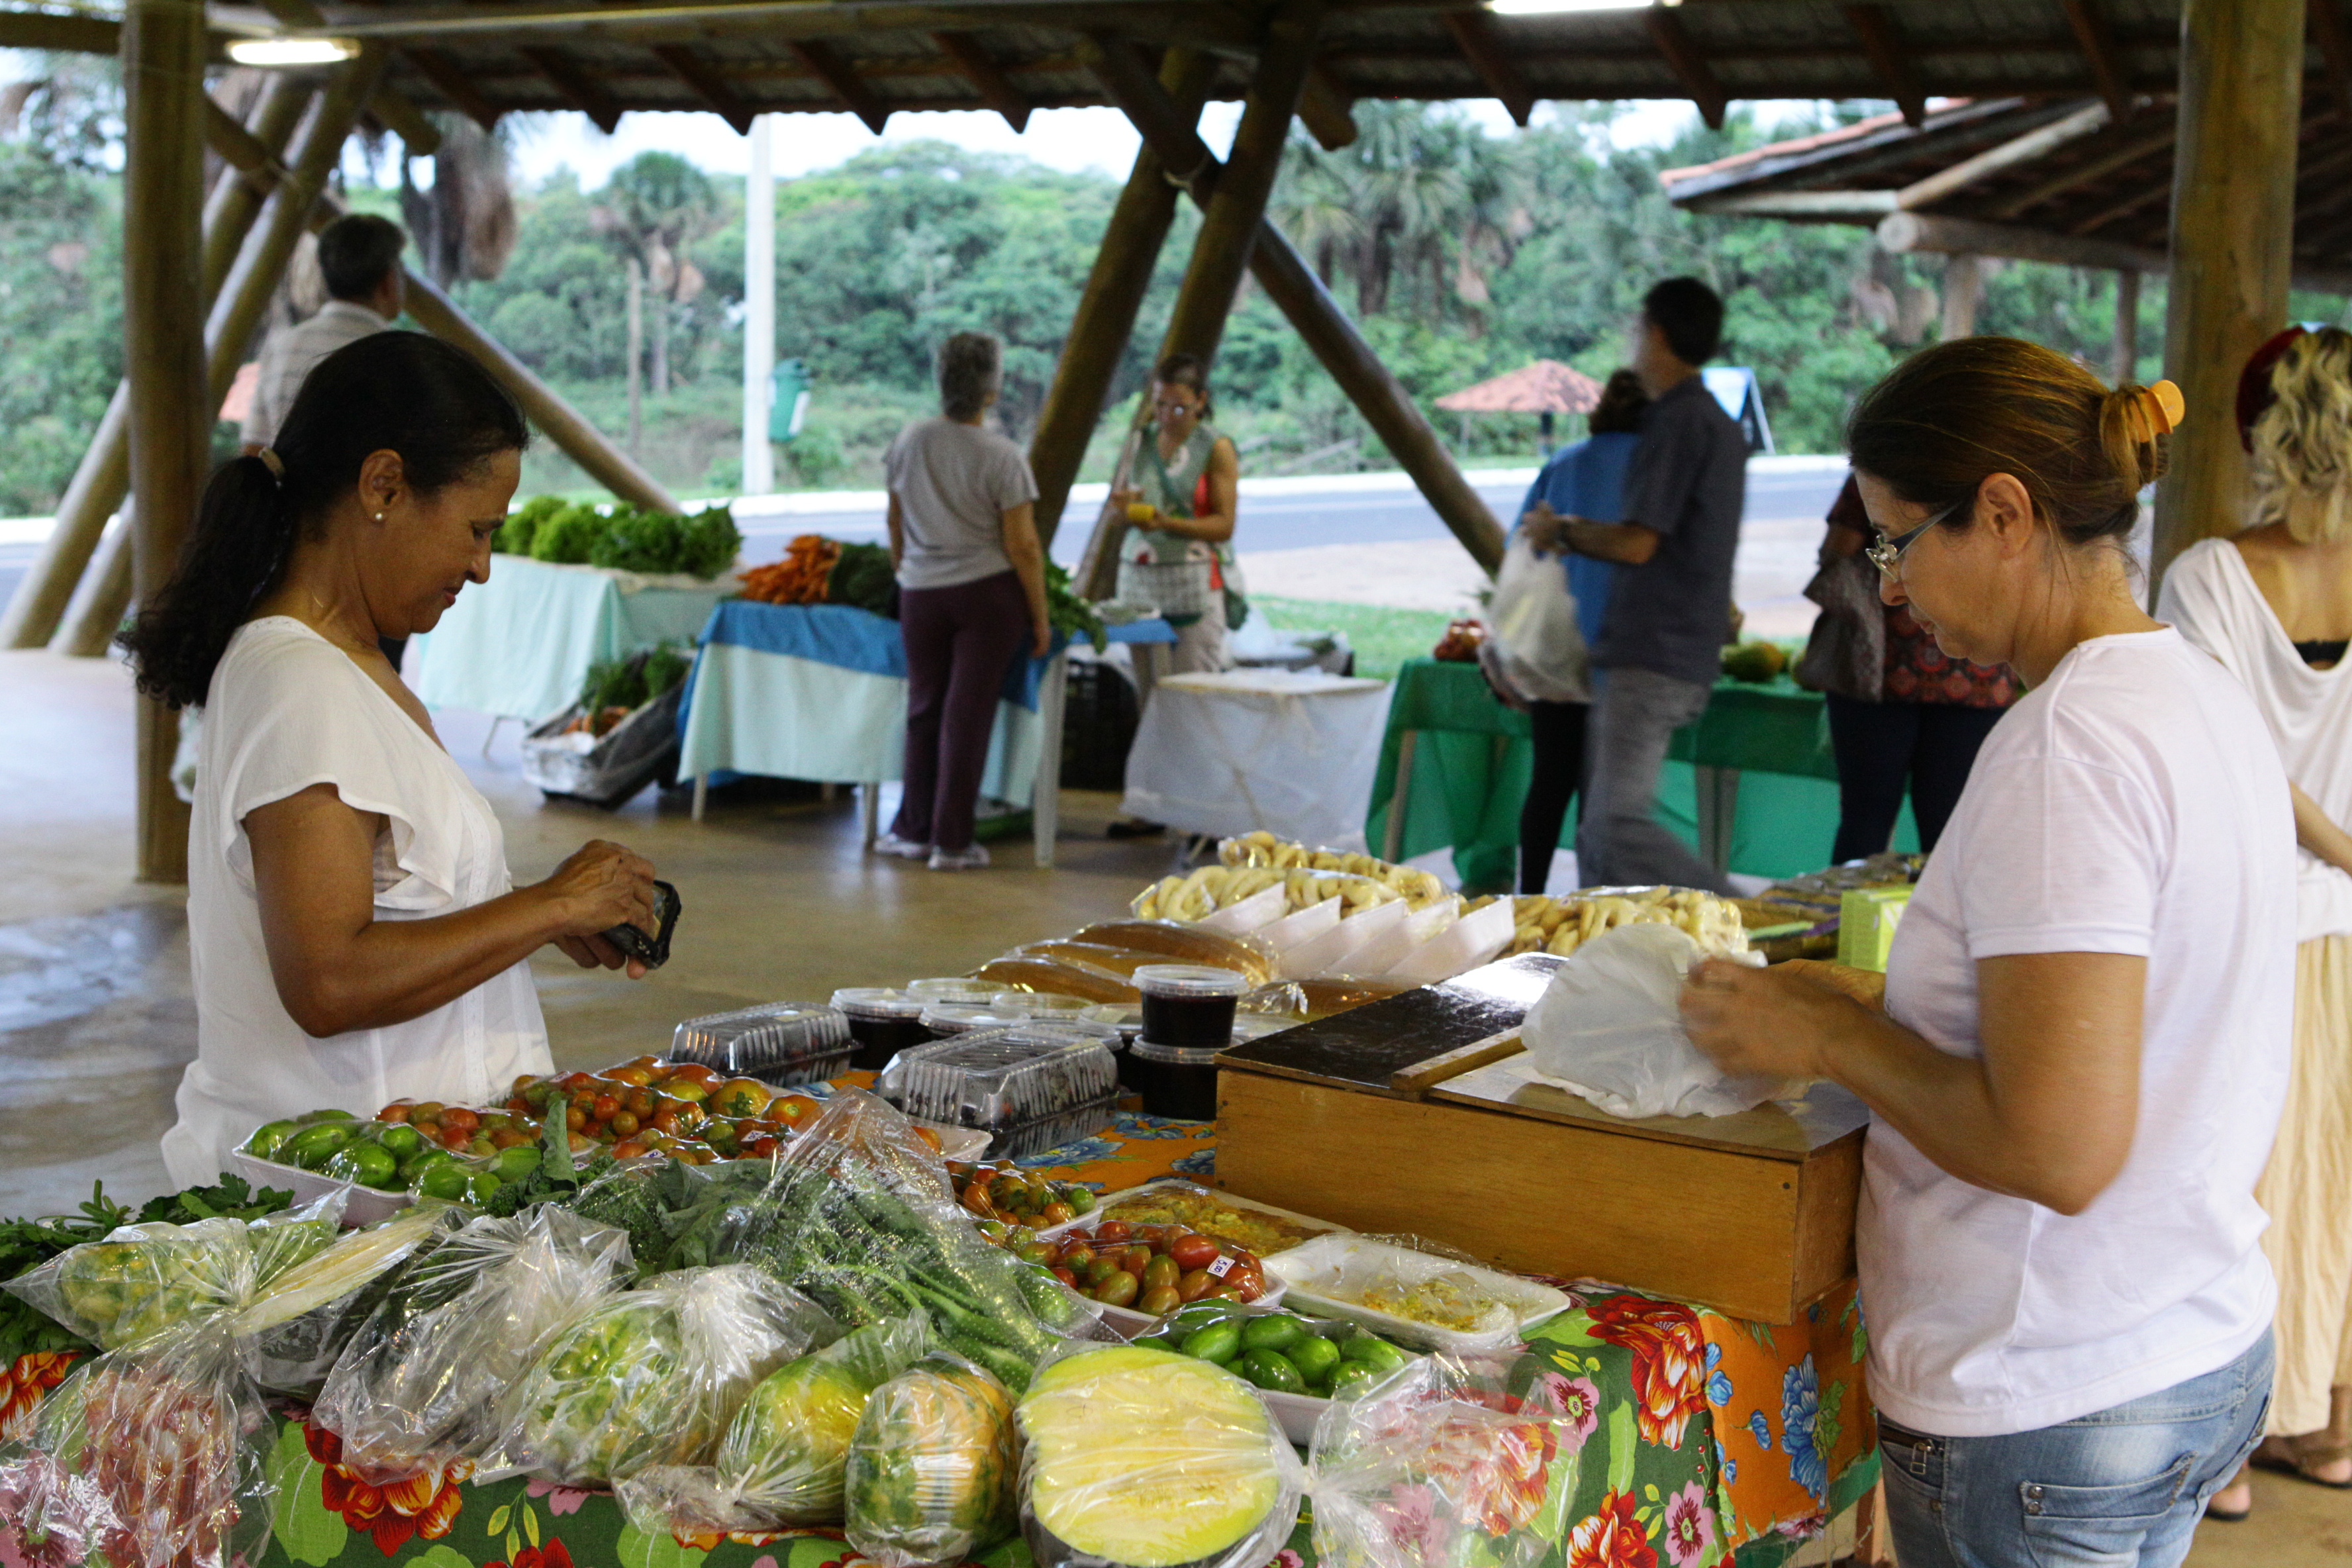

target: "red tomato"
[1091,1220,1132,1244]
[1167,1233,1220,1271]
[376,1102,412,1124]
[440,1107,479,1133]
[772,1096,820,1129]
[624,1087,658,1118]
[439,1124,473,1152]
[611,1140,649,1159]
[1116,1244,1153,1278]
[590,1094,620,1122]
[741,1136,780,1159]
[1176,1268,1215,1303]
[1052,1266,1079,1289]
[669,1063,718,1087]
[652,1108,682,1136]
[612,1067,655,1087]
[565,1104,587,1132]
[1061,1243,1097,1274]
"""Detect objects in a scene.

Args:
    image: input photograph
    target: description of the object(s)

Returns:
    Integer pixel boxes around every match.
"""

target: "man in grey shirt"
[1528,276,1745,892]
[242,214,407,451]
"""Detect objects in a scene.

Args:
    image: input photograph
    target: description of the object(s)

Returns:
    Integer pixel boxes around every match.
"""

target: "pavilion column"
[1028,46,1215,550]
[1938,254,1983,339]
[2112,268,2141,385]
[2155,0,2305,581]
[120,0,209,881]
[1157,0,1323,367]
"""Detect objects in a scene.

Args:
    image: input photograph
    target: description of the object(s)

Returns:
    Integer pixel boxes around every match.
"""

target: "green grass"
[1254,597,1457,682]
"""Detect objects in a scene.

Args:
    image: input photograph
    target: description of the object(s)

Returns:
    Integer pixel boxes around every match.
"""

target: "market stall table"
[407,554,732,724]
[1367,658,1918,890]
[1120,669,1392,848]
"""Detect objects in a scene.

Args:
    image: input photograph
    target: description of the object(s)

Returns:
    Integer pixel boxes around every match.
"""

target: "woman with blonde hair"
[2163,324,2352,1516]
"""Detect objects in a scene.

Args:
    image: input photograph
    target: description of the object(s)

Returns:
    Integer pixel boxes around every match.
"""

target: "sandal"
[2249,1437,2352,1490]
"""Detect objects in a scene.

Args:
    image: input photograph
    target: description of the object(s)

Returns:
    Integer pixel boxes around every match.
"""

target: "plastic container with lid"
[828,987,933,1072]
[1134,964,1248,1048]
[1127,1040,1224,1120]
[905,977,1001,1006]
[918,1001,1032,1036]
[1003,991,1092,1020]
[876,1027,1118,1155]
[669,1001,851,1086]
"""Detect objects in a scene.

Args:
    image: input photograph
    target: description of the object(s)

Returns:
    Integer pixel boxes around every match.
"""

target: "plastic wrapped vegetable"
[1307,1354,1575,1568]
[313,1204,632,1484]
[616,1313,930,1534]
[846,1350,1019,1567]
[5,1198,340,1351]
[236,1204,450,1398]
[1015,1342,1303,1568]
[493,1263,832,1487]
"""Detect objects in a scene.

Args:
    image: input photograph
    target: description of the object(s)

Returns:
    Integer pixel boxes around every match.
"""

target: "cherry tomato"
[591,1094,620,1121]
[411,1101,446,1123]
[624,1087,658,1118]
[1052,1266,1079,1289]
[609,1110,640,1138]
[1167,1233,1221,1271]
[669,1063,718,1087]
[440,1124,473,1151]
[1116,1244,1153,1279]
[652,1108,681,1136]
[440,1107,479,1133]
[773,1096,821,1129]
[1091,1220,1132,1244]
[1176,1268,1215,1303]
[1040,1201,1075,1227]
[1061,1243,1097,1274]
[489,1128,530,1150]
[565,1105,587,1132]
[611,1140,648,1159]
[612,1067,655,1087]
[377,1102,413,1123]
[1093,1270,1141,1308]
[741,1136,780,1159]
[1138,1285,1183,1317]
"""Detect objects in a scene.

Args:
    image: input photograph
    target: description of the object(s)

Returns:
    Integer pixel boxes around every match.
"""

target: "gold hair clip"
[255,446,285,481]
[2139,380,2185,436]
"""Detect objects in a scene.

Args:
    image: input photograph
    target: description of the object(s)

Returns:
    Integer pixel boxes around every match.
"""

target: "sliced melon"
[1018,1345,1283,1568]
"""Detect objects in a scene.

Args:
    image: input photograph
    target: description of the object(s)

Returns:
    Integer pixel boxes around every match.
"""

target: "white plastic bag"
[1520,922,1777,1118]
[845,1349,1022,1567]
[1480,534,1588,705]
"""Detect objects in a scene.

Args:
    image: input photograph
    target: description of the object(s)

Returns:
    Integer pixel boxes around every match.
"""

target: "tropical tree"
[595,151,719,400]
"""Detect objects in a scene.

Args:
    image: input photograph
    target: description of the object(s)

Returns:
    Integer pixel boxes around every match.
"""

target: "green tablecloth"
[408,555,731,722]
[1367,659,1918,891]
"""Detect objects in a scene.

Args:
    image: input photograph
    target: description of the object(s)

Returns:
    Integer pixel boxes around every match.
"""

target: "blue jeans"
[1878,1332,2273,1568]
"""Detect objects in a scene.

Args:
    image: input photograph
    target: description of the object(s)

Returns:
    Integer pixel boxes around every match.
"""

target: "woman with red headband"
[1681,338,2292,1568]
[2163,324,2352,1518]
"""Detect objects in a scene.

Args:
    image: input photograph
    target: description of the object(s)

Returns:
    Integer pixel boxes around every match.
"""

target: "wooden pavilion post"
[1157,0,1323,366]
[1028,46,1214,550]
[119,0,209,881]
[1085,38,1508,573]
[2112,268,2141,384]
[2155,0,2306,581]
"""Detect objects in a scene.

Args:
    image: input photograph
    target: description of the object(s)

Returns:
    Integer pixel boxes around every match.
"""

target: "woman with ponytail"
[124,333,662,1187]
[1677,338,2294,1567]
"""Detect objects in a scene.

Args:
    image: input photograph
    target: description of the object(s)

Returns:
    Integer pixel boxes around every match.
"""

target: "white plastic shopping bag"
[1520,923,1779,1118]
[1480,534,1588,705]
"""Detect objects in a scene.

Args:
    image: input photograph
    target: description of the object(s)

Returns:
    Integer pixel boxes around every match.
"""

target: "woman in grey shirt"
[875,332,1050,870]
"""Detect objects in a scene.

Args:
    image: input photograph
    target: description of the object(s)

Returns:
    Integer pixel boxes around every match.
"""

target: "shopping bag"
[1480,534,1588,705]
[1520,923,1780,1119]
[1794,549,1885,698]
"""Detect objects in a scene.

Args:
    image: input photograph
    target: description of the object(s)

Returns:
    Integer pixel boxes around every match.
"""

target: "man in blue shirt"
[1525,277,1745,893]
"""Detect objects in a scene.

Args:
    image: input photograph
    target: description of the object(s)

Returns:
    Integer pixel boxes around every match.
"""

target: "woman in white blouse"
[122,333,660,1187]
[2163,325,2352,1516]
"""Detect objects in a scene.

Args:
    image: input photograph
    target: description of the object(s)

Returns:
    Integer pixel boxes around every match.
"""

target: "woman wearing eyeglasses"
[1681,338,2293,1568]
[1112,353,1245,676]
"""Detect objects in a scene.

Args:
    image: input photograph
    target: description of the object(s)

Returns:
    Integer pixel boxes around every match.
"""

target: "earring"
[374,512,385,523]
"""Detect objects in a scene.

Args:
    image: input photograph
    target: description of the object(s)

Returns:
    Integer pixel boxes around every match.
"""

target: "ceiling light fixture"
[1490,0,1678,14]
[226,37,362,67]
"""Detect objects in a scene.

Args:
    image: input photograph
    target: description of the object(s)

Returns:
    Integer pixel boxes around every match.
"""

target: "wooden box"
[1214,1044,1865,1325]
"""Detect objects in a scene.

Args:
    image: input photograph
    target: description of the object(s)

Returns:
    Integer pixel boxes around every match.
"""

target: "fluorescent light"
[1490,0,1672,12]
[227,38,361,67]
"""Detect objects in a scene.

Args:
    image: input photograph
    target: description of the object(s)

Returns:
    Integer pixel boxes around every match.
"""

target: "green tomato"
[327,1142,399,1189]
[1288,1332,1342,1385]
[1327,1359,1379,1396]
[416,1166,473,1202]
[284,1123,354,1171]
[376,1123,424,1159]
[1239,1314,1304,1353]
[245,1120,300,1161]
[1239,1348,1305,1393]
[1180,1321,1242,1366]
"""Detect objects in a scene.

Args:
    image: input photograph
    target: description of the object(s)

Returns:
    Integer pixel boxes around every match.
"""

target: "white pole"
[741,113,777,497]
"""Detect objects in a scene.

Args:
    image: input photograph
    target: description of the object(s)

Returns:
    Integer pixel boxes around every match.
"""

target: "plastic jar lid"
[907,977,1001,1004]
[830,986,926,1020]
[920,1003,1032,1034]
[1007,992,1091,1017]
[1131,1038,1227,1064]
[1021,1018,1124,1043]
[1133,964,1250,998]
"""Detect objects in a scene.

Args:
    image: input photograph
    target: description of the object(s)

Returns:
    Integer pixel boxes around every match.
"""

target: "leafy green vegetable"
[532,502,609,564]
[578,639,693,714]
[642,641,693,700]
[826,542,899,618]
[497,494,567,556]
[484,1116,617,1219]
[1046,563,1106,653]
[676,506,744,580]
[589,506,685,573]
[136,1172,293,1227]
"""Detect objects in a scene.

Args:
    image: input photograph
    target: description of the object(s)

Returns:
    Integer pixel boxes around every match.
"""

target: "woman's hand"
[1679,959,1878,1080]
[534,839,658,977]
[1520,503,1567,553]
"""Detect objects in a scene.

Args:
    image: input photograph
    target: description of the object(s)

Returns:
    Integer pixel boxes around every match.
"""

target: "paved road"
[0,459,1849,636]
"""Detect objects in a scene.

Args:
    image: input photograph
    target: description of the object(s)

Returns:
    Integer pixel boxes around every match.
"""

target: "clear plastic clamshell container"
[876,1026,1119,1157]
[669,1001,852,1086]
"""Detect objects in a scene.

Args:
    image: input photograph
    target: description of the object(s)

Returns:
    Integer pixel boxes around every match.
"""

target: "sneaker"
[928,844,991,871]
[873,831,930,859]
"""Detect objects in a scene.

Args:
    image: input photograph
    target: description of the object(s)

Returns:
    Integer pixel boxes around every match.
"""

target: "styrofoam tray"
[1385,896,1515,985]
[1197,882,1289,936]
[233,1152,409,1228]
[1279,895,1410,979]
[1346,897,1458,979]
[1265,1233,1573,1355]
[1255,895,1340,955]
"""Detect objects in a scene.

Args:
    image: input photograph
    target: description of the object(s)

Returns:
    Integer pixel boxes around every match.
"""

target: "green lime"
[416,1166,473,1202]
[327,1144,399,1189]
[469,1172,501,1204]
[1239,1314,1304,1353]
[245,1120,299,1161]
[1288,1332,1342,1384]
[1180,1321,1242,1365]
[1327,1359,1379,1396]
[1238,1348,1305,1393]
[376,1124,423,1159]
[492,1146,540,1184]
[284,1123,353,1171]
[1347,1336,1412,1373]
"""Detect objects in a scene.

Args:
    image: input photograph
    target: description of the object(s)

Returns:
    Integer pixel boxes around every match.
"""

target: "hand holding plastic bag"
[492,1261,832,1487]
[1520,922,1781,1118]
[616,1312,932,1534]
[844,1349,1020,1567]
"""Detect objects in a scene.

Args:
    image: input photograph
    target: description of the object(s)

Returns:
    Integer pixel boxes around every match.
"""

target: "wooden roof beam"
[787,38,889,134]
[2311,2,2352,124]
[2057,0,2133,121]
[520,45,622,131]
[401,45,504,130]
[1643,7,1727,131]
[2069,175,2169,236]
[650,43,756,132]
[1841,5,1924,127]
[1979,119,2175,219]
[1894,99,2110,209]
[1440,11,1534,128]
[1298,62,1357,150]
[930,30,1031,132]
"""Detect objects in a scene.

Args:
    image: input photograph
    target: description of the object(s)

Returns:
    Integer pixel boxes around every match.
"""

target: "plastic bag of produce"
[236,1204,452,1397]
[1520,922,1779,1119]
[3,1191,344,1351]
[1306,1353,1580,1568]
[716,1089,1106,1395]
[313,1204,632,1484]
[1015,1340,1304,1568]
[616,1313,932,1534]
[490,1262,832,1487]
[846,1349,1020,1567]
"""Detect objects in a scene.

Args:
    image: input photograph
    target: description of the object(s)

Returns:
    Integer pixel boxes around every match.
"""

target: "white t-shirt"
[160,618,554,1187]
[884,416,1038,591]
[2158,536,2352,942]
[1866,627,2295,1437]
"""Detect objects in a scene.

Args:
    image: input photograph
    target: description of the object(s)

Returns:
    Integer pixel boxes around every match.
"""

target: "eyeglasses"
[1865,497,1969,578]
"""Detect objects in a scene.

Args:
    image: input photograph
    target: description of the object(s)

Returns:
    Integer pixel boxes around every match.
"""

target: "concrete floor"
[2,646,2345,1566]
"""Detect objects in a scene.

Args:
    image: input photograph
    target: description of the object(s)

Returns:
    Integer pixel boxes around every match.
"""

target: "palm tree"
[594,152,718,403]
[399,114,520,287]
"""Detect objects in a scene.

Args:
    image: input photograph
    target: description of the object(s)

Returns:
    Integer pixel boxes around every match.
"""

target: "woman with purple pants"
[874,332,1052,871]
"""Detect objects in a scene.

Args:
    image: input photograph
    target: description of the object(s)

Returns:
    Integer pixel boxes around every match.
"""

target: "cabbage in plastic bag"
[492,1262,833,1487]
[1015,1340,1304,1568]
[617,1312,931,1534]
[1520,922,1779,1119]
[312,1204,632,1484]
[1307,1353,1579,1568]
[846,1349,1019,1568]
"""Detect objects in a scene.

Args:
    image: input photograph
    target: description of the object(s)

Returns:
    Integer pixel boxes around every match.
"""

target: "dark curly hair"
[120,332,527,709]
